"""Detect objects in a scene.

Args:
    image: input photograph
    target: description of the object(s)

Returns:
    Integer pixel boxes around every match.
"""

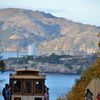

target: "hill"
[0,8,100,55]
[56,57,100,100]
[65,57,100,100]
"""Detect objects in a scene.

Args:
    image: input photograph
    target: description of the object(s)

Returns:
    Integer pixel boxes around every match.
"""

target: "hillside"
[0,8,100,55]
[65,57,100,100]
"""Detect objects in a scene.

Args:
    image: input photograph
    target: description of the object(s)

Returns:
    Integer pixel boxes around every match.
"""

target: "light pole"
[9,34,20,58]
[17,44,19,58]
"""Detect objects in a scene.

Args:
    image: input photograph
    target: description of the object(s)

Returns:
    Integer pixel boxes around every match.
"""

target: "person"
[85,89,93,100]
[2,84,11,100]
[97,91,100,100]
[44,86,49,100]
[6,86,11,100]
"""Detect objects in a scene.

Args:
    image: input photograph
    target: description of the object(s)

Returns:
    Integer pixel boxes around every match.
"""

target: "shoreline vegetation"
[0,53,98,74]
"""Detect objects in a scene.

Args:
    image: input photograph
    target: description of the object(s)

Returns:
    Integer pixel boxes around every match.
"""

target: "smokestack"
[28,44,33,55]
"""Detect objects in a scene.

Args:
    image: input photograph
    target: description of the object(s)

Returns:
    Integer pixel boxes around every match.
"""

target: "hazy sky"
[0,0,100,26]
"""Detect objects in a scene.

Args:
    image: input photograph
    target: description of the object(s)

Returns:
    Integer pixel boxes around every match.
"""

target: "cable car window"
[35,80,42,94]
[14,97,21,100]
[23,80,32,94]
[13,80,21,94]
[35,98,42,100]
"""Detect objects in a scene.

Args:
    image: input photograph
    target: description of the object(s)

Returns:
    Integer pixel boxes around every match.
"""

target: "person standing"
[2,84,11,100]
[6,86,11,100]
[97,91,100,100]
[85,89,93,100]
[44,86,49,100]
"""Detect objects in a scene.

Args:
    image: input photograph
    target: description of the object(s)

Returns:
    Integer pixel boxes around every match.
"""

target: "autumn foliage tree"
[66,33,100,100]
[66,57,100,100]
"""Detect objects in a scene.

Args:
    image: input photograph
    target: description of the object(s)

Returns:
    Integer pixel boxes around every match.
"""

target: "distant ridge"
[0,8,99,55]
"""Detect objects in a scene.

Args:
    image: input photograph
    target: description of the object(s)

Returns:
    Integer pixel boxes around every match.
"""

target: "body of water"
[0,71,80,100]
[0,52,80,100]
[2,51,28,59]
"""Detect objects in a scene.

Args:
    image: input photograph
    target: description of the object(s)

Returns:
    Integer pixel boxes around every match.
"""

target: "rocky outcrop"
[0,8,100,55]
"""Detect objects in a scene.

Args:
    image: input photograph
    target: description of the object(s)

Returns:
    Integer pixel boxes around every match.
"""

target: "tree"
[66,58,100,100]
[65,33,100,100]
[98,42,100,50]
[97,32,100,37]
[0,60,7,71]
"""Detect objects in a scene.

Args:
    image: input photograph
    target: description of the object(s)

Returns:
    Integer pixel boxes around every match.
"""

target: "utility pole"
[0,40,2,53]
[17,45,19,58]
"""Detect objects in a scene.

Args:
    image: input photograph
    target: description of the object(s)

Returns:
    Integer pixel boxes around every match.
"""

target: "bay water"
[0,71,79,100]
[0,52,80,100]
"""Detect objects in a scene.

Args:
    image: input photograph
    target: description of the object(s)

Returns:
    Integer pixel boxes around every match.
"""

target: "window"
[14,97,21,100]
[35,97,42,100]
[35,80,42,94]
[23,80,32,94]
[13,80,21,94]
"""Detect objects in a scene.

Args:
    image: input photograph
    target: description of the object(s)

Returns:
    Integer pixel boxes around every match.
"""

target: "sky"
[0,0,100,26]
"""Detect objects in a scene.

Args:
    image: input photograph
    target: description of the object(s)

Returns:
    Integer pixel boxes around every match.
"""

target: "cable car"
[9,68,48,100]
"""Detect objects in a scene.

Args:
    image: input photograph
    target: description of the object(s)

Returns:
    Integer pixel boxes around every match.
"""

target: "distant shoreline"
[45,71,81,75]
[0,70,81,75]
